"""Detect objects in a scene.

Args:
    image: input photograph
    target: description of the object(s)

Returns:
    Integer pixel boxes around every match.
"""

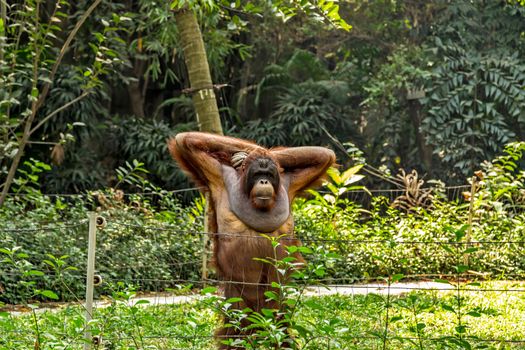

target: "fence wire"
[1,198,525,349]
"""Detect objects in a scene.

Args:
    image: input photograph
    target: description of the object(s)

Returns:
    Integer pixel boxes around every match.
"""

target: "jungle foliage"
[1,0,525,195]
[1,142,524,304]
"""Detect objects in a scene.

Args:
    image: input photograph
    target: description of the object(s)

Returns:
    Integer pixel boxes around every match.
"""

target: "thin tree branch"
[36,0,102,111]
[29,90,91,136]
[0,0,102,207]
[320,125,404,187]
[27,141,59,145]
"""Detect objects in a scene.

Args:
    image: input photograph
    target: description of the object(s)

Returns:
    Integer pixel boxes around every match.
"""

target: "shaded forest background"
[2,0,525,195]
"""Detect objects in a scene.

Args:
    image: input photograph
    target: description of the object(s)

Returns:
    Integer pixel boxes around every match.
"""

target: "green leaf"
[297,246,313,254]
[314,267,326,277]
[464,247,479,254]
[253,257,272,264]
[201,287,217,295]
[303,299,323,310]
[442,304,455,312]
[40,290,59,300]
[281,256,297,263]
[43,260,56,268]
[287,245,299,254]
[264,291,278,301]
[434,279,451,285]
[261,308,275,317]
[341,164,363,181]
[0,248,11,255]
[455,324,468,334]
[442,245,454,254]
[225,297,243,304]
[391,274,404,283]
[294,324,311,338]
[26,270,45,276]
[390,315,403,322]
[456,265,469,273]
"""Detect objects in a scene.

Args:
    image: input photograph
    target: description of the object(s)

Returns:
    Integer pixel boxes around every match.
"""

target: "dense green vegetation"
[0,142,523,350]
[2,282,525,349]
[2,1,525,196]
[0,141,524,348]
[1,142,523,306]
[2,1,525,349]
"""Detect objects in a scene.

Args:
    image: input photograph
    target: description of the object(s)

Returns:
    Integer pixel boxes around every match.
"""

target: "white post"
[84,212,97,349]
[464,175,477,266]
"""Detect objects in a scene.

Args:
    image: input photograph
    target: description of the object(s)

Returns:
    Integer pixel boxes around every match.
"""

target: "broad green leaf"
[264,291,278,301]
[26,270,45,276]
[40,290,59,300]
[225,297,243,304]
[391,274,404,283]
[201,287,217,295]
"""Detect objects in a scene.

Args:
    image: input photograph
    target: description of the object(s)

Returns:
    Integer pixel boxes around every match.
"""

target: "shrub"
[0,191,203,304]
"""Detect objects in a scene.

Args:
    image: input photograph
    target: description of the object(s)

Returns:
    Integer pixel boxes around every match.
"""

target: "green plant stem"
[32,309,41,349]
[456,245,463,342]
[382,278,392,350]
[411,300,424,350]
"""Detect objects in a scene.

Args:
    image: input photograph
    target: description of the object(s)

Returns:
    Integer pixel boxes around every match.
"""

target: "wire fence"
[6,184,472,208]
[1,188,525,349]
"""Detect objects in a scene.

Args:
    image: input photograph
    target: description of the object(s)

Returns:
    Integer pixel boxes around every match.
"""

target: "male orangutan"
[168,132,335,349]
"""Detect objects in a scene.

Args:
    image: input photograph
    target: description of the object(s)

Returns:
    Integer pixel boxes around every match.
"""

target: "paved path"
[96,281,456,307]
[6,281,456,314]
[306,281,455,297]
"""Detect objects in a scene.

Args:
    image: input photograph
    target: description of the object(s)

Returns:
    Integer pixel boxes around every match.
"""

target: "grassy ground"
[1,282,525,349]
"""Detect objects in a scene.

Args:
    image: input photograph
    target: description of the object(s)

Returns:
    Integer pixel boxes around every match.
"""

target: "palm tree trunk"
[174,9,223,284]
[174,8,223,134]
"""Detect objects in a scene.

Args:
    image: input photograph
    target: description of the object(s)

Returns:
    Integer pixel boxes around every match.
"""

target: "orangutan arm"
[167,132,264,188]
[271,146,336,199]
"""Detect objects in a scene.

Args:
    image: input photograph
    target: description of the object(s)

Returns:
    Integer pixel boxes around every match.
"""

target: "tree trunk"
[127,79,145,118]
[174,8,223,134]
[126,42,147,118]
[174,8,223,285]
[408,99,433,173]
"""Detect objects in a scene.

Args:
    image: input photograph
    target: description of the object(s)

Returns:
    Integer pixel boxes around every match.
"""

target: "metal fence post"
[84,212,97,350]
[464,175,477,266]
